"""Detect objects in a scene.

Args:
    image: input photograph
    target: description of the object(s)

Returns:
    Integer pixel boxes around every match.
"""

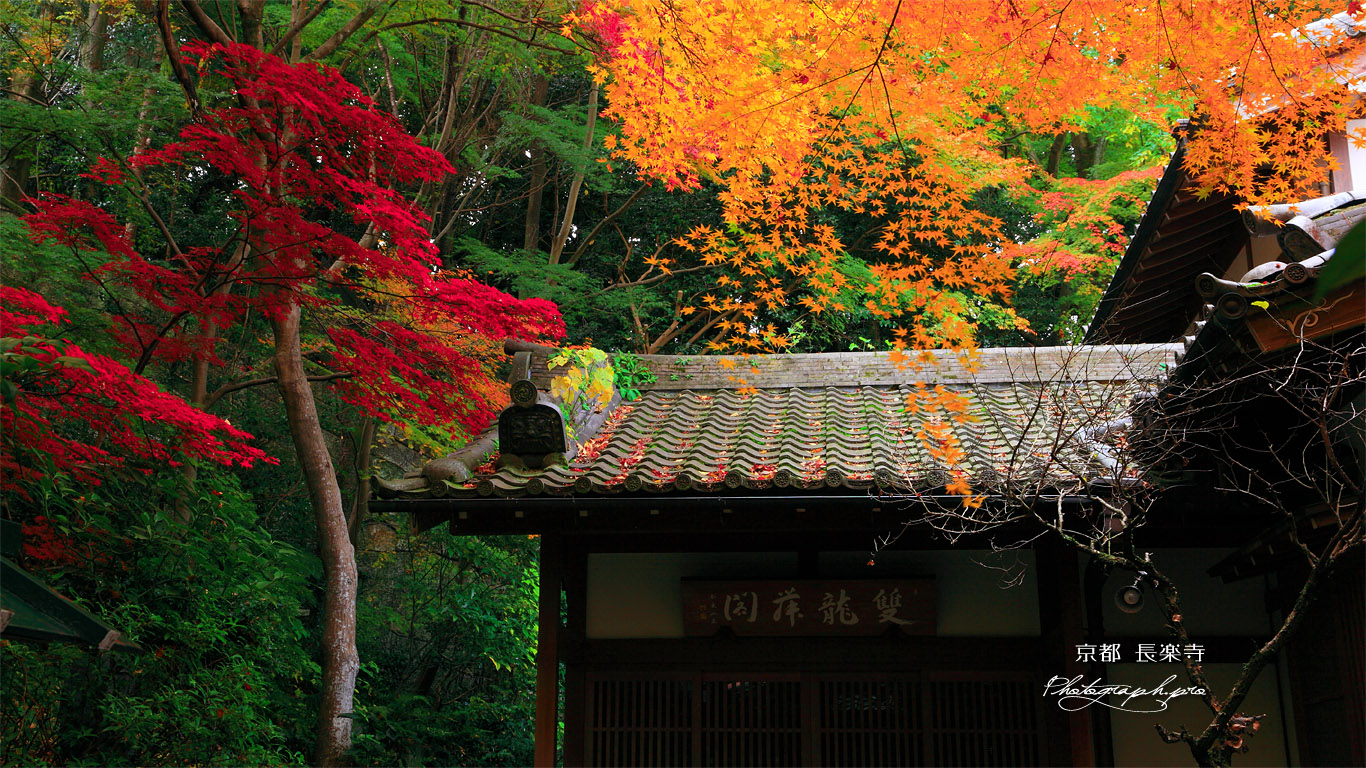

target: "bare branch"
[304,0,387,63]
[203,371,353,409]
[268,0,333,58]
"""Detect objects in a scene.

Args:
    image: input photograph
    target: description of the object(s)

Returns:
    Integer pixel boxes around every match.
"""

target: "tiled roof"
[1083,139,1248,345]
[1172,195,1366,376]
[376,345,1180,501]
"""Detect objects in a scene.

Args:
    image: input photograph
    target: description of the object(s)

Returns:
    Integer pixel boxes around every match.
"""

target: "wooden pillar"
[1083,557,1116,765]
[1037,539,1095,767]
[534,534,562,767]
[561,539,589,767]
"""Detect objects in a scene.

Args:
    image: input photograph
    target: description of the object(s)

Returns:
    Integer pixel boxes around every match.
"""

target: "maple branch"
[159,1,203,114]
[59,245,157,364]
[203,371,353,409]
[549,83,599,265]
[134,314,198,376]
[1246,2,1297,106]
[304,0,387,63]
[267,0,333,59]
[598,263,711,293]
[802,0,903,142]
[1154,1,1198,96]
[457,0,543,28]
[686,307,740,349]
[179,0,236,46]
[566,183,650,267]
[875,63,905,151]
[342,15,571,68]
[0,87,48,106]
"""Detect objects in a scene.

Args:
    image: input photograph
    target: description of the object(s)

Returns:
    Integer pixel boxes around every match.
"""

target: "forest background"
[0,0,1357,765]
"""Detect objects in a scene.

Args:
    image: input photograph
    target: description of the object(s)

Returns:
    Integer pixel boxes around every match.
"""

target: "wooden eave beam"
[1144,218,1247,258]
[1149,209,1245,250]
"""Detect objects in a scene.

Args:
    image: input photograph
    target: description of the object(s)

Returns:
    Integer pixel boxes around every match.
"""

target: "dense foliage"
[1,0,1359,765]
[573,0,1362,356]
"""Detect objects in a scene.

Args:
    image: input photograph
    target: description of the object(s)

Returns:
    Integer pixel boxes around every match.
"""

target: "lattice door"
[587,676,693,767]
[700,678,802,766]
[925,677,1042,766]
[583,672,1044,767]
[816,678,922,766]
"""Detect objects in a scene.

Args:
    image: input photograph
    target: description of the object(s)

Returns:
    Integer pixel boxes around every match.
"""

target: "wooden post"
[534,534,563,767]
[1083,557,1116,765]
[562,539,589,767]
[1037,540,1095,767]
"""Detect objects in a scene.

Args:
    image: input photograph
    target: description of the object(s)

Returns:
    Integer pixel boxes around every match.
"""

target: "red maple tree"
[13,42,563,765]
[0,285,267,496]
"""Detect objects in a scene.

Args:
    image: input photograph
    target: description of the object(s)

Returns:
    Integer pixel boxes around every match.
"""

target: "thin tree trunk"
[303,0,383,62]
[80,2,109,72]
[523,74,548,253]
[272,303,359,767]
[124,43,164,242]
[346,418,376,546]
[418,37,465,228]
[548,83,598,265]
[567,182,648,267]
[181,239,251,502]
[289,0,305,63]
[77,3,109,201]
[379,42,399,115]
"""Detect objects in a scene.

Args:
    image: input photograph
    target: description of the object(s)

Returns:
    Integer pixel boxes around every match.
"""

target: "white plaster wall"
[1107,662,1290,767]
[1098,549,1271,638]
[1329,121,1366,191]
[1095,550,1289,766]
[586,549,1039,639]
[587,552,798,638]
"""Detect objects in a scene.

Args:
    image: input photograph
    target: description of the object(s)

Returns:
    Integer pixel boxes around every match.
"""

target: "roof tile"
[376,345,1180,502]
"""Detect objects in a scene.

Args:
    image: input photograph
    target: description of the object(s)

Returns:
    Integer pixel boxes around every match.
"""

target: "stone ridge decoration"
[498,402,567,461]
[681,579,935,637]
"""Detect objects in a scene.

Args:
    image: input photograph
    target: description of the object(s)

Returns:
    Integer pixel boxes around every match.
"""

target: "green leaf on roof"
[1313,219,1366,302]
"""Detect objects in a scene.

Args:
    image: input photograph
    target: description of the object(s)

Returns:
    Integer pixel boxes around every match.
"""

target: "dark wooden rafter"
[1142,217,1246,259]
[1150,203,1243,247]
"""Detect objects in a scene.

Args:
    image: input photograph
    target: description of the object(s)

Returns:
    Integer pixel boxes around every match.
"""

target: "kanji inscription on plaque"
[681,579,935,636]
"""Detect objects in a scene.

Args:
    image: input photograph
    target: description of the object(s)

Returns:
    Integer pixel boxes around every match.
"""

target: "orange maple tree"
[563,0,1365,520]
[561,7,1362,765]
[567,0,1364,358]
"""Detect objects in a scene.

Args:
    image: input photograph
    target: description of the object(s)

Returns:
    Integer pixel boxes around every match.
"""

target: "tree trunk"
[379,42,399,115]
[80,2,108,72]
[523,74,549,253]
[237,0,266,50]
[548,83,599,265]
[271,303,359,767]
[180,238,251,501]
[123,43,163,241]
[1045,132,1067,177]
[346,417,375,546]
[1,69,43,205]
[1071,132,1095,179]
[289,0,305,63]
